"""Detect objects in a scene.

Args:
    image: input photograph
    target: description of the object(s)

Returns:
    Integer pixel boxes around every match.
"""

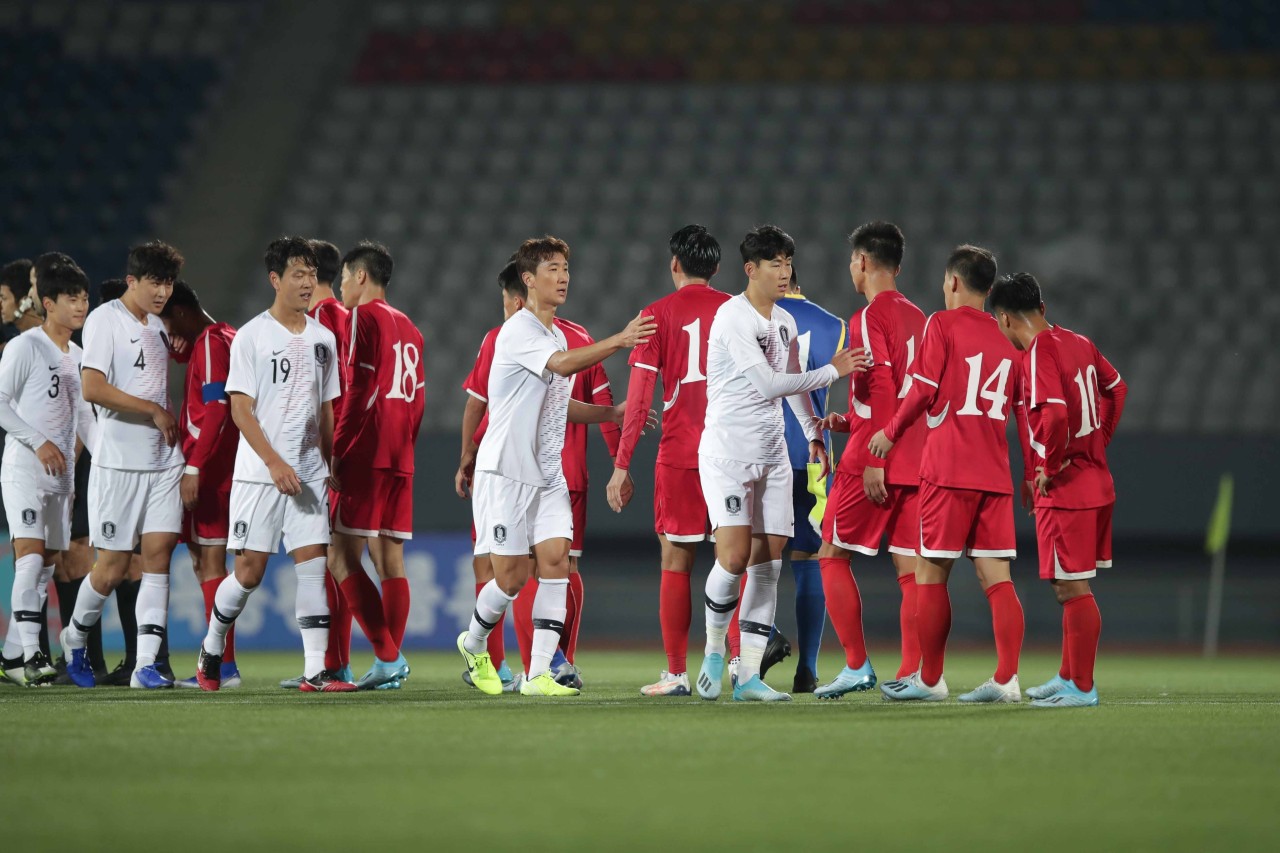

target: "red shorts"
[1036,503,1112,581]
[180,473,232,546]
[570,489,586,557]
[822,469,918,557]
[918,481,1016,560]
[654,463,710,543]
[333,468,413,540]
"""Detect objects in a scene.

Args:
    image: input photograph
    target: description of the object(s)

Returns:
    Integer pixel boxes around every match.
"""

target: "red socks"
[513,578,537,676]
[985,580,1025,685]
[562,572,584,663]
[477,581,506,668]
[339,572,398,662]
[916,582,951,687]
[896,573,920,678]
[726,575,746,658]
[1058,610,1072,680]
[201,578,234,663]
[1063,593,1101,692]
[323,572,349,670]
[659,570,691,675]
[381,577,410,650]
[818,556,868,669]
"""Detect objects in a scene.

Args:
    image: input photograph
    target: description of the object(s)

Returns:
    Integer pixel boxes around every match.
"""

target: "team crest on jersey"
[101,521,116,540]
[779,325,790,346]
[21,508,36,526]
[493,524,507,545]
[233,520,248,539]
[314,343,330,366]
[725,496,742,515]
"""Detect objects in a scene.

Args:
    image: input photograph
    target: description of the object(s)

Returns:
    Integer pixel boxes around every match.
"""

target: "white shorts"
[88,464,183,550]
[228,478,331,555]
[698,455,794,537]
[2,479,72,551]
[472,471,573,557]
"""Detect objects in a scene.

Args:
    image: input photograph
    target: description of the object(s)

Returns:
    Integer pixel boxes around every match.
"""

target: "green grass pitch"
[2,649,1277,852]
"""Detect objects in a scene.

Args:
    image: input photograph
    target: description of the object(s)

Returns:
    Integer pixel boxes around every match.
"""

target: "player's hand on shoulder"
[606,467,633,513]
[830,346,872,378]
[150,404,178,447]
[181,471,200,510]
[862,464,887,505]
[867,429,893,459]
[35,440,66,477]
[617,312,657,348]
[268,456,302,496]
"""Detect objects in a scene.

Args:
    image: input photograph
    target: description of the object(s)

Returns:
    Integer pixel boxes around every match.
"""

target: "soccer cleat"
[792,665,818,694]
[1,656,27,686]
[60,628,96,688]
[356,653,409,691]
[880,672,948,702]
[195,646,222,691]
[23,651,57,687]
[504,673,523,693]
[130,664,175,689]
[1030,681,1099,708]
[728,656,741,689]
[1027,674,1072,701]
[814,660,879,700]
[100,659,134,687]
[299,670,358,693]
[456,632,502,696]
[279,674,305,690]
[732,674,792,702]
[519,671,580,696]
[179,661,243,689]
[463,662,513,689]
[760,631,792,678]
[554,661,583,690]
[640,671,691,697]
[958,675,1021,704]
[697,653,725,701]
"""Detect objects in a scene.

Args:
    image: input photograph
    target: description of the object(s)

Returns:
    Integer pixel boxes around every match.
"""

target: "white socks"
[134,573,169,668]
[529,577,568,680]
[10,554,43,659]
[66,575,109,649]
[704,561,740,657]
[204,573,252,656]
[464,580,515,655]
[294,557,329,679]
[737,560,782,683]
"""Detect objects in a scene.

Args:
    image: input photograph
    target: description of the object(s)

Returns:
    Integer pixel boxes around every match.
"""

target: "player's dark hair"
[127,240,184,283]
[38,262,89,304]
[310,240,342,285]
[989,272,1043,315]
[265,236,318,278]
[341,240,393,287]
[160,280,202,318]
[669,224,720,280]
[946,244,998,295]
[99,278,127,302]
[34,252,78,285]
[739,224,795,265]
[849,221,905,270]
[1,259,33,295]
[498,252,527,300]
[515,235,570,279]
[790,263,799,288]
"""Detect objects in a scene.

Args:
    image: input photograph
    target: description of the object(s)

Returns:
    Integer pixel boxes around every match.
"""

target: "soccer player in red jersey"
[605,225,731,697]
[328,241,422,689]
[870,245,1026,703]
[992,272,1127,707]
[811,222,928,698]
[160,281,244,688]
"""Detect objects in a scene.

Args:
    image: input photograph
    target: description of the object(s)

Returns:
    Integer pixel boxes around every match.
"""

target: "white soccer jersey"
[0,327,96,494]
[474,308,570,488]
[225,311,340,485]
[80,299,183,470]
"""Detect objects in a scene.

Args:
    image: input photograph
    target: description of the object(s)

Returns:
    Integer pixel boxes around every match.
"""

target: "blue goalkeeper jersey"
[780,293,847,470]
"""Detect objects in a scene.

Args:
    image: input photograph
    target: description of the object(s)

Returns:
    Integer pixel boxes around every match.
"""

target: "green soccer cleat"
[519,672,580,697]
[456,632,502,696]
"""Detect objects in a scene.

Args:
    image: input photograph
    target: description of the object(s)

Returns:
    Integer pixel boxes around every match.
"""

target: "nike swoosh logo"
[926,402,949,429]
[130,338,140,343]
[48,365,58,370]
[272,349,286,355]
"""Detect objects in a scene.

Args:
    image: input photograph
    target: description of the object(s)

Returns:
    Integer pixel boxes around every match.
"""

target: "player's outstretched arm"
[81,367,178,447]
[545,312,656,377]
[230,392,301,496]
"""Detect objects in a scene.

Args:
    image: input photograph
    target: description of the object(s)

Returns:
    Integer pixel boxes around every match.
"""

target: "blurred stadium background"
[1,0,1277,651]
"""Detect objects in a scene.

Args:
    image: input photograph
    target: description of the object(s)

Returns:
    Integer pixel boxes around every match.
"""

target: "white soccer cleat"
[728,656,741,689]
[880,672,948,702]
[640,671,691,697]
[957,675,1021,704]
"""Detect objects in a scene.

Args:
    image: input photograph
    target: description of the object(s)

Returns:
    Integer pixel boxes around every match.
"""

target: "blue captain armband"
[201,382,228,404]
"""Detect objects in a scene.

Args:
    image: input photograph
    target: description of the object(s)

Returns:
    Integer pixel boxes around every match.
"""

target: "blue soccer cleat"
[59,628,95,688]
[732,674,792,702]
[1026,674,1071,701]
[178,661,243,689]
[1030,681,1099,708]
[814,659,878,700]
[357,653,409,690]
[130,664,174,689]
[697,652,725,701]
[880,672,948,702]
[334,664,355,685]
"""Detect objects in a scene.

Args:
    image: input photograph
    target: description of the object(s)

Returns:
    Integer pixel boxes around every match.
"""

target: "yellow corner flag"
[1205,473,1234,556]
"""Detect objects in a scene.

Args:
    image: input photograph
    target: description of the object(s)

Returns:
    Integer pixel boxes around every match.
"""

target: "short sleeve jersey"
[474,309,569,488]
[307,297,350,426]
[908,306,1017,494]
[80,299,183,471]
[179,322,236,461]
[225,311,340,484]
[627,283,732,469]
[1020,326,1122,509]
[779,294,847,470]
[846,291,928,484]
[334,299,425,474]
[0,328,88,493]
[700,294,801,467]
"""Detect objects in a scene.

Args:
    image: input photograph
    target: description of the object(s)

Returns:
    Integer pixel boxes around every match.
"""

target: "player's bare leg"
[1030,579,1100,708]
[640,535,697,696]
[328,530,405,689]
[957,556,1023,703]
[459,551,531,695]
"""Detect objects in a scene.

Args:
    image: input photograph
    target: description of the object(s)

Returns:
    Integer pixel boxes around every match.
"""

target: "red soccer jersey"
[308,296,351,426]
[556,316,619,492]
[333,299,424,474]
[1017,326,1125,509]
[462,326,500,447]
[845,290,927,485]
[885,306,1017,494]
[179,322,239,475]
[618,283,731,470]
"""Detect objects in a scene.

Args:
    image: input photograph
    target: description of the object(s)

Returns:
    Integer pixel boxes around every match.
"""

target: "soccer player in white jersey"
[0,263,96,685]
[193,237,353,693]
[695,225,869,702]
[62,241,186,689]
[457,235,656,697]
